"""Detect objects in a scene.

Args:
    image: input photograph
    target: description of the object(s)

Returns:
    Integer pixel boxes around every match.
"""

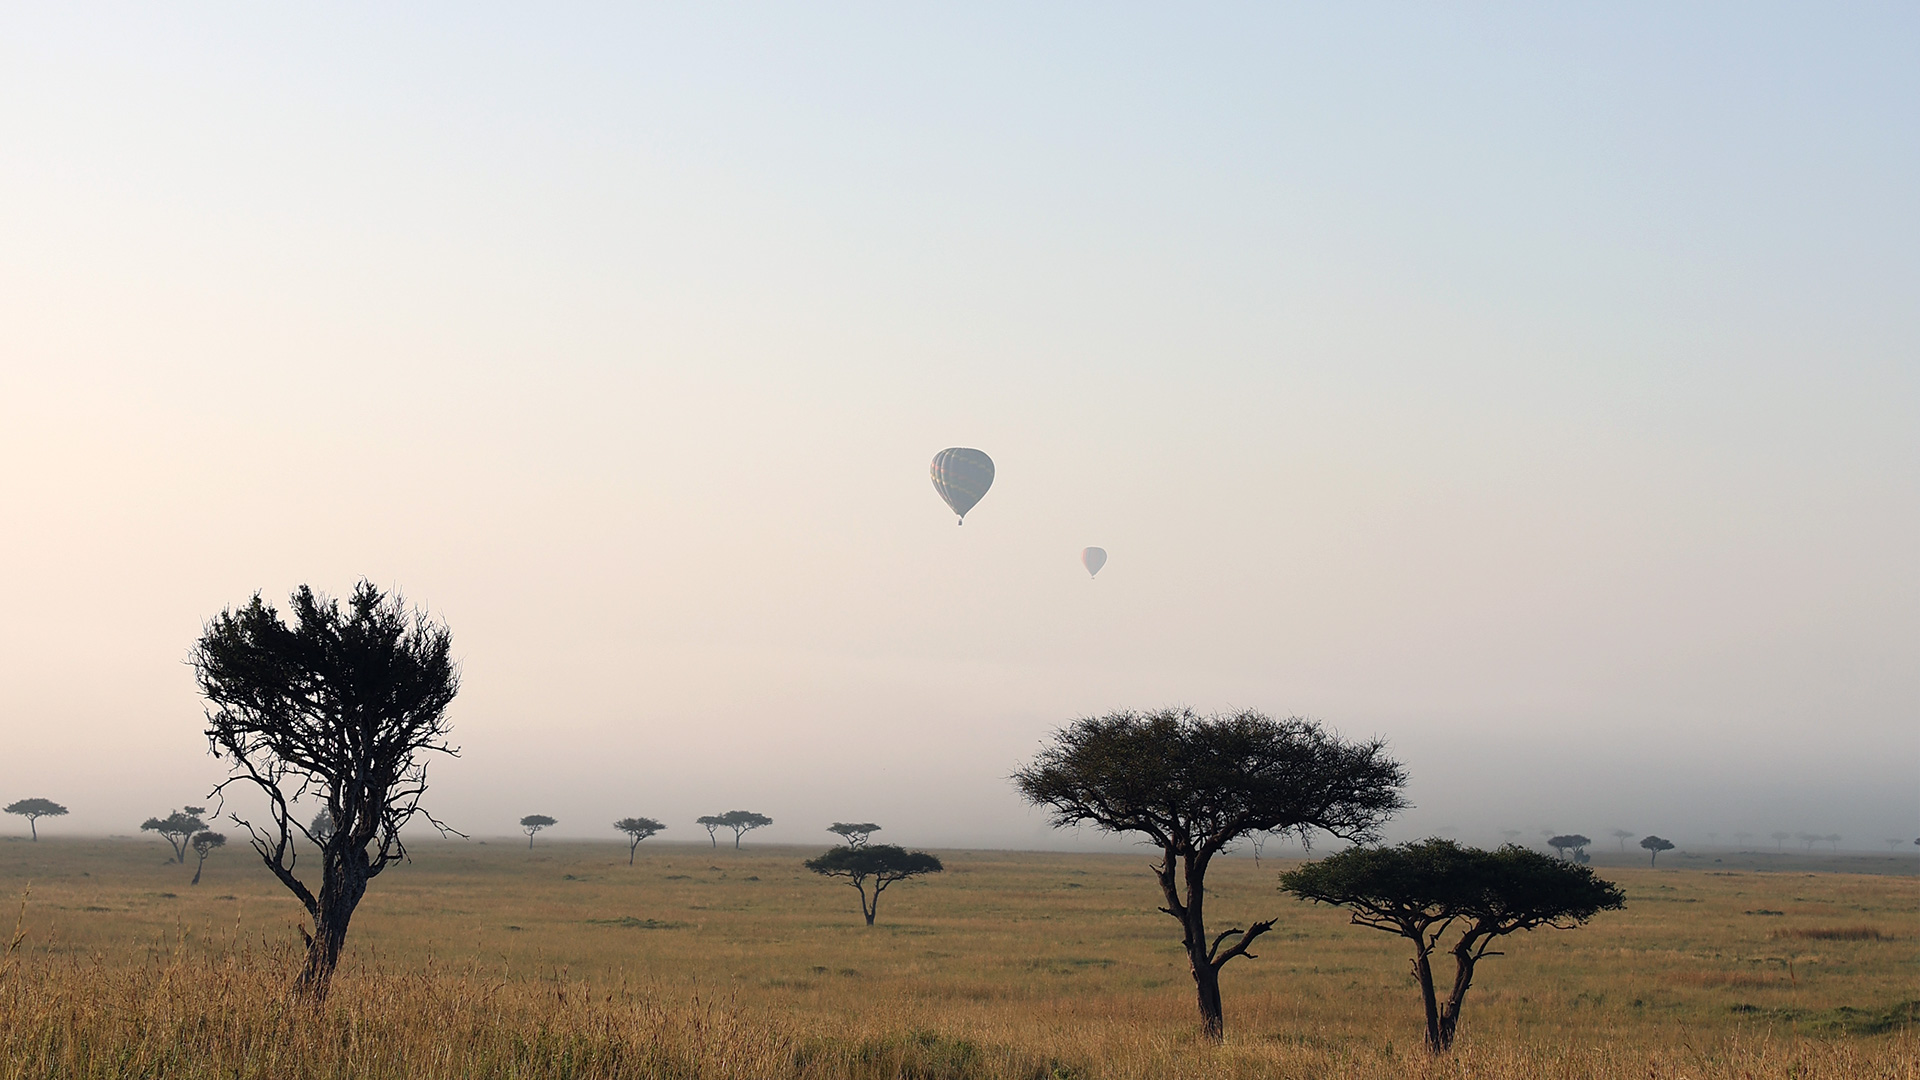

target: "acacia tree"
[1014,708,1407,1040]
[695,815,724,847]
[521,815,556,848]
[1770,830,1790,851]
[1281,840,1624,1053]
[828,822,881,848]
[1609,829,1634,852]
[1546,835,1591,863]
[310,808,336,844]
[805,844,943,925]
[191,832,227,885]
[1640,835,1674,865]
[717,810,772,849]
[614,816,665,863]
[141,807,209,862]
[193,581,460,996]
[5,799,68,841]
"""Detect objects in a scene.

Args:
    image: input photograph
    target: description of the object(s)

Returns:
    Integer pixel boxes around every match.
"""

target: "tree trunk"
[192,858,204,886]
[1436,950,1477,1052]
[1413,949,1443,1053]
[628,843,636,865]
[297,866,368,996]
[28,819,36,841]
[528,832,535,849]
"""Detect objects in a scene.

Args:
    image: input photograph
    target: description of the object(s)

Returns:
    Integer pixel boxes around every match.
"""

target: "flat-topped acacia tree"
[614,817,665,863]
[828,822,881,848]
[140,807,209,863]
[521,815,556,848]
[805,844,942,925]
[190,832,227,885]
[716,810,772,849]
[1281,840,1625,1053]
[1014,708,1407,1041]
[193,581,460,996]
[5,799,68,841]
[1640,835,1674,865]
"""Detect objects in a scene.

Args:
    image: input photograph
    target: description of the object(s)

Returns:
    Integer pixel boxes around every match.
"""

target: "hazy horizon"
[2,6,1914,856]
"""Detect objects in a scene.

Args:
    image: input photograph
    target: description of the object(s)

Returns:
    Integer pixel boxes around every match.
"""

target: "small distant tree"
[1822,833,1841,851]
[1771,830,1790,851]
[521,815,556,849]
[717,810,773,849]
[695,815,724,847]
[310,808,335,844]
[1640,835,1674,866]
[1735,831,1754,849]
[5,799,68,841]
[1281,840,1624,1053]
[1886,839,1907,853]
[614,817,665,864]
[1796,832,1817,852]
[1609,829,1633,852]
[140,807,208,862]
[1546,835,1591,863]
[805,844,943,925]
[191,832,227,885]
[1015,708,1407,1040]
[828,822,882,848]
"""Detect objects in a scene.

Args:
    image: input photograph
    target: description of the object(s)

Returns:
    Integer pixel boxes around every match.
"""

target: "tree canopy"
[805,844,943,925]
[1282,839,1624,1052]
[520,815,556,848]
[5,798,68,841]
[191,832,227,885]
[1546,834,1591,863]
[828,822,882,848]
[614,816,666,863]
[193,581,461,994]
[1639,835,1674,865]
[140,807,210,863]
[714,810,772,849]
[1014,707,1406,1040]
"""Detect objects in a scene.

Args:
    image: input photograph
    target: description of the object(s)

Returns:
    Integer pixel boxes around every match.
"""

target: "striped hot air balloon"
[930,448,994,524]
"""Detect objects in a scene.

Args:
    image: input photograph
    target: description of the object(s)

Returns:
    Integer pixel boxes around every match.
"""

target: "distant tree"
[140,807,209,862]
[1796,832,1818,852]
[1546,835,1591,863]
[1640,835,1674,866]
[193,581,461,996]
[1823,833,1841,851]
[1886,839,1907,853]
[1609,829,1633,852]
[695,815,724,847]
[614,817,665,864]
[310,808,335,844]
[520,815,556,849]
[1282,840,1624,1054]
[1015,707,1406,1041]
[1734,831,1754,849]
[190,832,227,885]
[1771,830,1790,851]
[1706,832,1720,847]
[805,844,944,925]
[828,822,882,848]
[4,799,69,842]
[716,810,773,849]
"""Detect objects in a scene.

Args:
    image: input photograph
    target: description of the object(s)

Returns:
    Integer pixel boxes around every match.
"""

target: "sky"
[1,4,1914,855]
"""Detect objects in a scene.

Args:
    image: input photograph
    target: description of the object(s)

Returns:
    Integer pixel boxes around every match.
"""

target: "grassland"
[0,836,1913,1078]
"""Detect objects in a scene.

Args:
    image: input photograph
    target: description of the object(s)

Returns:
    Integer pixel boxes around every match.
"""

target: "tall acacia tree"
[614,817,665,864]
[805,844,943,925]
[4,799,68,841]
[193,581,460,996]
[140,807,208,863]
[1281,840,1624,1053]
[1014,708,1407,1040]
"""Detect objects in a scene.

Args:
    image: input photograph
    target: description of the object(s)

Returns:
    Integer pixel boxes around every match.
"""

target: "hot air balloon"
[930,448,994,524]
[1081,547,1107,578]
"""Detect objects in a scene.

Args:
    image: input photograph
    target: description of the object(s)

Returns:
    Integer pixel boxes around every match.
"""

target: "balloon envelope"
[930,448,994,523]
[1082,547,1107,577]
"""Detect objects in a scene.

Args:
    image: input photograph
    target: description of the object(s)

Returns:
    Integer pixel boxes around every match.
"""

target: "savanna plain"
[0,838,1913,1079]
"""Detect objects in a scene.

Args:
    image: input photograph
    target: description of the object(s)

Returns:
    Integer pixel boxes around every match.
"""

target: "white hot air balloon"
[1081,547,1107,578]
[930,448,994,524]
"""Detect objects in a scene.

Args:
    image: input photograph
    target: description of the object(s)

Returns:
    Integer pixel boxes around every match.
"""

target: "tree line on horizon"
[12,579,1906,1055]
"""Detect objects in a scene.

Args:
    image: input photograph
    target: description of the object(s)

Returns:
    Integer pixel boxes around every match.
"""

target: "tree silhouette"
[520,815,556,849]
[1823,833,1841,852]
[1546,835,1591,863]
[1014,707,1406,1041]
[140,807,208,862]
[828,822,882,848]
[4,799,68,841]
[190,832,227,885]
[695,815,724,847]
[715,810,772,849]
[1640,835,1674,866]
[193,581,461,996]
[614,817,665,864]
[1609,829,1633,852]
[805,844,943,925]
[310,808,335,844]
[1734,831,1754,849]
[1796,832,1818,852]
[1770,830,1790,851]
[1282,840,1624,1053]
[1886,839,1907,853]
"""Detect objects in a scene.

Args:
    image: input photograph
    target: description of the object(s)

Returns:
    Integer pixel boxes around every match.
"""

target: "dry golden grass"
[0,837,1914,1078]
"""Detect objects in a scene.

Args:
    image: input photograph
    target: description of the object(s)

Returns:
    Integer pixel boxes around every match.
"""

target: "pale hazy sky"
[1,5,1914,853]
